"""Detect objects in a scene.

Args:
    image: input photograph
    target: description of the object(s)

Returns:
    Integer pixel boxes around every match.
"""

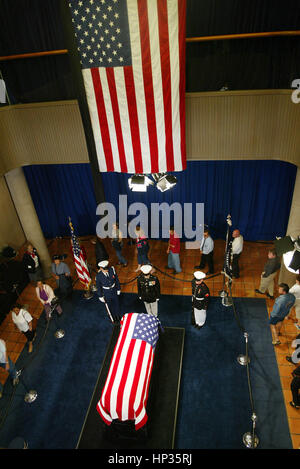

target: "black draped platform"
[76,325,185,449]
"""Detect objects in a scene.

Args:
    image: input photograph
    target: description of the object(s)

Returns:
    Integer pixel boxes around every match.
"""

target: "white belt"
[195,297,204,300]
[103,284,115,289]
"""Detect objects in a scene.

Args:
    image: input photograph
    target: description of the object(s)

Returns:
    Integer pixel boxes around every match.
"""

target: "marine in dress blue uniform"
[96,260,121,322]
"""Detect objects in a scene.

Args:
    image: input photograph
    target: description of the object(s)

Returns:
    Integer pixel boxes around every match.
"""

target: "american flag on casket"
[97,312,161,430]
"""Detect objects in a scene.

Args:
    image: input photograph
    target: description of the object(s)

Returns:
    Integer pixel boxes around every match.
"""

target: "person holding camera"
[36,280,63,322]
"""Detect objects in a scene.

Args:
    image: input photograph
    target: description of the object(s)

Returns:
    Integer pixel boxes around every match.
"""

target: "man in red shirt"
[166,226,182,274]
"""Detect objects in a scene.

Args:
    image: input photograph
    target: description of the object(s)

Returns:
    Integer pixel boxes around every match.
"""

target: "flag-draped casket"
[97,312,160,430]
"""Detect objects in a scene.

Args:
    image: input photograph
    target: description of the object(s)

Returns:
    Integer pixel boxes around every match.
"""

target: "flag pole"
[69,216,93,300]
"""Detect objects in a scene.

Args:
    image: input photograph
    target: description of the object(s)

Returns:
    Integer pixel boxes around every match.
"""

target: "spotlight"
[128,174,154,192]
[153,173,177,192]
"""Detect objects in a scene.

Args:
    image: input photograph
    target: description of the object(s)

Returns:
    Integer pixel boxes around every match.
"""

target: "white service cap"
[141,265,152,274]
[98,260,109,268]
[194,271,206,280]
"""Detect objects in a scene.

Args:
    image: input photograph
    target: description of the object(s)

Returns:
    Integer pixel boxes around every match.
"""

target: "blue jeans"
[115,248,127,265]
[168,252,181,273]
[0,357,17,393]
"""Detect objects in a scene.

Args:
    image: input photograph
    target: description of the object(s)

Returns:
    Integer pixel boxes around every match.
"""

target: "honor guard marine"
[192,271,210,328]
[137,265,160,317]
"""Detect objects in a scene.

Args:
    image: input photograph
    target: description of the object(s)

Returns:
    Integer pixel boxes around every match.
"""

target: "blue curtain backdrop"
[23,160,296,241]
[23,163,98,238]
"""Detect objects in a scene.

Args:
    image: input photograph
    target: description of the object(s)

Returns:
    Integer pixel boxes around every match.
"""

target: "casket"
[97,312,160,430]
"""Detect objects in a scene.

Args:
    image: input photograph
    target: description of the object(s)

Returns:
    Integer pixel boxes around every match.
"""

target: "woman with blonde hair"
[36,280,62,322]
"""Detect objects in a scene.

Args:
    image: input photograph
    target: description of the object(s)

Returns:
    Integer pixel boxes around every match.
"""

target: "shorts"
[269,315,285,325]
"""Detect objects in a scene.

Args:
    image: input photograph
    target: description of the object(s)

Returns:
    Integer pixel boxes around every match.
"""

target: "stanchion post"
[237,332,250,365]
[243,413,259,448]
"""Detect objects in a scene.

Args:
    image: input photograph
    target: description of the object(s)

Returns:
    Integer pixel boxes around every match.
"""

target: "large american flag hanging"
[69,218,91,288]
[68,0,186,173]
[97,312,160,430]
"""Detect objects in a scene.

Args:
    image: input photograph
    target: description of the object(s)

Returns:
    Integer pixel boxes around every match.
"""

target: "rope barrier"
[0,302,58,434]
[227,280,258,448]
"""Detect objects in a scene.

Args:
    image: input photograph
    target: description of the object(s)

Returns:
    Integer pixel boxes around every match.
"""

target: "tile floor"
[0,237,299,449]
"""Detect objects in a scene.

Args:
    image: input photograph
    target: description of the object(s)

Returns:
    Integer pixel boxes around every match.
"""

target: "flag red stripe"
[103,313,132,411]
[178,0,187,170]
[157,0,175,172]
[116,339,136,419]
[135,347,153,417]
[128,340,147,420]
[137,0,159,173]
[91,68,115,172]
[123,66,144,174]
[105,68,128,173]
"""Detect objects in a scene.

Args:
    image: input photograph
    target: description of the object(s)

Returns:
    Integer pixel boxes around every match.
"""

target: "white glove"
[99,297,105,303]
[117,291,121,295]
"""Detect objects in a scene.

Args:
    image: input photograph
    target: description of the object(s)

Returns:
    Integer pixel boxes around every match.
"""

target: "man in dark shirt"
[255,248,281,299]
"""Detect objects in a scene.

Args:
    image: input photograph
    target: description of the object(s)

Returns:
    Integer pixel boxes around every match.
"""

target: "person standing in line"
[22,242,43,283]
[111,223,127,267]
[191,271,210,329]
[255,248,281,299]
[91,237,109,267]
[269,283,295,345]
[194,228,214,274]
[11,304,35,354]
[51,255,72,298]
[231,229,243,278]
[0,339,19,398]
[289,365,300,409]
[166,226,182,274]
[36,280,63,322]
[288,275,300,330]
[96,260,121,322]
[134,226,150,272]
[137,264,160,317]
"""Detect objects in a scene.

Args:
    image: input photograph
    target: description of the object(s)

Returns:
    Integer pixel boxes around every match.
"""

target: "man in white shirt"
[288,275,300,330]
[0,339,19,398]
[231,229,243,278]
[195,229,214,274]
[11,305,35,353]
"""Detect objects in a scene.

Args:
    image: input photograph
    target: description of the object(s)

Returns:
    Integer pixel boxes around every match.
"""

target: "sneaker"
[272,340,281,346]
[290,401,300,409]
[286,355,298,364]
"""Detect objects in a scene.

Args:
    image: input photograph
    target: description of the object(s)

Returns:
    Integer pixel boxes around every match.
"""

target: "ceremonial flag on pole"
[69,218,91,289]
[68,0,186,174]
[97,312,160,430]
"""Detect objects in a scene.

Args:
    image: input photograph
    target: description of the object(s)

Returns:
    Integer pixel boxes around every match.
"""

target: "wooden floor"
[0,236,299,449]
